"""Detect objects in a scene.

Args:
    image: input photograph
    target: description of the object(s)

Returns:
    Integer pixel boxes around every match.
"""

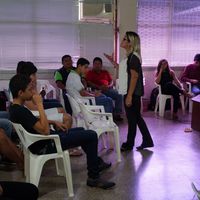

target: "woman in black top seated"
[155,59,191,120]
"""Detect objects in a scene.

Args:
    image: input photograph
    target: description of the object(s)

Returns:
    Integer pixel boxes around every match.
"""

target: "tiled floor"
[1,111,200,200]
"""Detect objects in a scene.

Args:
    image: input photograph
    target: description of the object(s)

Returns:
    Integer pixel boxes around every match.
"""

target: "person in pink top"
[86,57,123,121]
[181,54,200,95]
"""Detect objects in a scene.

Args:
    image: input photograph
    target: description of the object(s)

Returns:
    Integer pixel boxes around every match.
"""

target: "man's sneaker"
[87,178,115,189]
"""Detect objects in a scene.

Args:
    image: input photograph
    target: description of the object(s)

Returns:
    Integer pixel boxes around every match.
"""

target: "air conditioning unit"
[79,1,113,24]
[79,0,112,4]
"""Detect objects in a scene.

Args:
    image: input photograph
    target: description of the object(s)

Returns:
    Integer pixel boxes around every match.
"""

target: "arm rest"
[29,133,63,153]
[79,104,113,124]
[186,82,192,93]
[79,96,96,105]
[12,123,63,153]
[84,105,105,113]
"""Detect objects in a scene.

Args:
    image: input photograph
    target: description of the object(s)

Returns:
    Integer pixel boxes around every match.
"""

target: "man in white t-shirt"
[66,58,113,113]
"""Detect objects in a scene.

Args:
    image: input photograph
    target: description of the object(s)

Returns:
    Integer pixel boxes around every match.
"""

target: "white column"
[118,0,137,60]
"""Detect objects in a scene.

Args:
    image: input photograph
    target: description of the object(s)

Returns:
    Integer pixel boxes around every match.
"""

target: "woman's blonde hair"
[126,31,141,59]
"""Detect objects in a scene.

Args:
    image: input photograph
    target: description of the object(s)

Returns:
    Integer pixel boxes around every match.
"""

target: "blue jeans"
[0,111,9,119]
[0,118,13,138]
[192,84,200,95]
[95,94,113,113]
[57,127,99,179]
[103,88,123,114]
[31,127,100,179]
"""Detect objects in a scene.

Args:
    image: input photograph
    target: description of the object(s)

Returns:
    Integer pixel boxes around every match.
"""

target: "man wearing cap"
[181,54,200,95]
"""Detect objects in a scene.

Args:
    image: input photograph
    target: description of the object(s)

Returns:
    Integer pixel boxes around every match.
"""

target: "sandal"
[184,127,193,132]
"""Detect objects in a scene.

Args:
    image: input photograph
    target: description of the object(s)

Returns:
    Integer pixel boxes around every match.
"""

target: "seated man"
[54,55,76,115]
[17,61,72,130]
[54,55,76,90]
[66,58,113,114]
[86,57,123,121]
[9,74,115,189]
[181,54,200,95]
[17,61,63,109]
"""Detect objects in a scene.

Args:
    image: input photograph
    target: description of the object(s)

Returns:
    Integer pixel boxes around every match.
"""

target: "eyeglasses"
[123,37,130,42]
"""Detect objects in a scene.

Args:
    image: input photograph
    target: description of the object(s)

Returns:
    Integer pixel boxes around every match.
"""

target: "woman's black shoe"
[120,142,133,152]
[136,143,154,150]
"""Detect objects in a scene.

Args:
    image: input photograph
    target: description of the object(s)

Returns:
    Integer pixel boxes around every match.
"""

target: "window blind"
[137,0,200,66]
[0,0,113,69]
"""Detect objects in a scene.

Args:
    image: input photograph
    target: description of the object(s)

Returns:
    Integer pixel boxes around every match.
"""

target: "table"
[191,95,200,131]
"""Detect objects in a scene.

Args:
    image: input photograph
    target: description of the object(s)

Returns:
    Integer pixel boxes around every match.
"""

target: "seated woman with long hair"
[155,59,191,120]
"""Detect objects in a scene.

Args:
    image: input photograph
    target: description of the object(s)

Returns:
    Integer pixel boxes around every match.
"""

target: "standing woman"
[105,31,154,151]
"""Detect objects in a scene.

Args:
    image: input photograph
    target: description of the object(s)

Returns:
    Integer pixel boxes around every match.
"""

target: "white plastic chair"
[191,182,200,200]
[59,89,86,128]
[78,101,121,162]
[154,84,185,117]
[65,93,110,149]
[37,80,56,99]
[12,123,74,197]
[184,82,193,113]
[66,93,87,128]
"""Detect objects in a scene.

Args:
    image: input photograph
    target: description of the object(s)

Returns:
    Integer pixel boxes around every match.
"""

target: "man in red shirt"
[181,54,200,95]
[86,57,123,121]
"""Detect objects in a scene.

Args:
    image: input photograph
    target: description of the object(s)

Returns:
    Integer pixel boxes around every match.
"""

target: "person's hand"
[0,184,3,196]
[182,90,193,98]
[100,85,109,91]
[32,94,43,106]
[104,53,114,62]
[54,121,68,132]
[160,65,166,72]
[190,79,198,84]
[103,53,119,68]
[94,90,102,97]
[125,95,132,107]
